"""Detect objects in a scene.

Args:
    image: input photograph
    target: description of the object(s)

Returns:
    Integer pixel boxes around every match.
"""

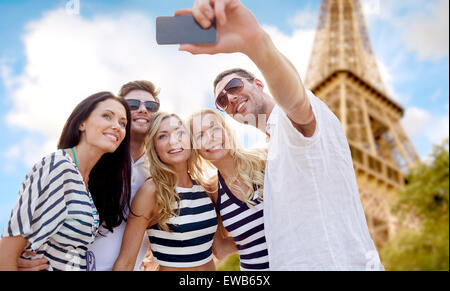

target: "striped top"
[2,150,99,271]
[217,172,269,271]
[147,182,218,268]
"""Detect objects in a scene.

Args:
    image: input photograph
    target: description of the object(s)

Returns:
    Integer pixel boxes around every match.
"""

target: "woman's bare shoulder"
[132,179,158,211]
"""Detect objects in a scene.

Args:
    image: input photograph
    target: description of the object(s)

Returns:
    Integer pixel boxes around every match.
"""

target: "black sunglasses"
[215,78,244,111]
[125,99,160,112]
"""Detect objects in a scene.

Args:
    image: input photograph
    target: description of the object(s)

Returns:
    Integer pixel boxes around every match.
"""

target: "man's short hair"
[118,80,160,103]
[213,68,256,91]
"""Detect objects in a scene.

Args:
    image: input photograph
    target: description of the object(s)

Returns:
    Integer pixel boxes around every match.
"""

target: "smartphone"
[156,15,217,45]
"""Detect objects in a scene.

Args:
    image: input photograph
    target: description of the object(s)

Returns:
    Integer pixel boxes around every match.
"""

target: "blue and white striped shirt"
[2,150,99,271]
[217,172,269,271]
[147,182,218,268]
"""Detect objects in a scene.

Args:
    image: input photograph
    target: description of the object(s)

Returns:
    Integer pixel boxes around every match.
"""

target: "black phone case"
[156,15,217,45]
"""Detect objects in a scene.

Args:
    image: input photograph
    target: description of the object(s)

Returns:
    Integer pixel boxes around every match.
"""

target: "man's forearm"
[247,31,311,124]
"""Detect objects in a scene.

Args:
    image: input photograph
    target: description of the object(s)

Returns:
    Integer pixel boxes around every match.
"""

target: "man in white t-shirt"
[17,81,160,271]
[179,0,384,270]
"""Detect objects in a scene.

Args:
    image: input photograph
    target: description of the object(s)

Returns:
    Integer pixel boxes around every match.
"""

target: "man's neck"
[130,135,146,163]
[256,97,275,135]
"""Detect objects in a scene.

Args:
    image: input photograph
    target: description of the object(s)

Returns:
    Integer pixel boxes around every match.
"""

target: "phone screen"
[156,15,217,45]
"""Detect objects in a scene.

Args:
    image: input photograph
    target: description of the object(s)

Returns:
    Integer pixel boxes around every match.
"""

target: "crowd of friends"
[0,0,383,271]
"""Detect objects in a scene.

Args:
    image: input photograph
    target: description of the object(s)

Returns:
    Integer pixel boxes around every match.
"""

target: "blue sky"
[0,0,448,230]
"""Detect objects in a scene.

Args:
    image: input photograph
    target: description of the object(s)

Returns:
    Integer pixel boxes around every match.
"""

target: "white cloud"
[361,0,382,17]
[1,145,21,175]
[0,59,11,85]
[402,0,449,61]
[1,137,56,174]
[288,7,318,30]
[2,9,315,167]
[366,0,449,62]
[401,106,449,158]
[2,145,20,160]
[375,59,409,103]
[401,107,433,139]
[424,112,449,146]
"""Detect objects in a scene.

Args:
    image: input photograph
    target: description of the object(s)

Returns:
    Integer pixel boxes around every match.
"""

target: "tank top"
[217,172,269,270]
[147,181,218,268]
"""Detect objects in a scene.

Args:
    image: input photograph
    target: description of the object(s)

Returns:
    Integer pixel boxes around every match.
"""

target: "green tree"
[217,254,240,271]
[381,139,449,271]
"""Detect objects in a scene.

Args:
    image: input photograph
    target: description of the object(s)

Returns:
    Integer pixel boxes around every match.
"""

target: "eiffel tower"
[304,0,420,248]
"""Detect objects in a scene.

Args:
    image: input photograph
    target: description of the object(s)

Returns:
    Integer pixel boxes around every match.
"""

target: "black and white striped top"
[217,172,270,271]
[147,182,218,268]
[2,150,99,271]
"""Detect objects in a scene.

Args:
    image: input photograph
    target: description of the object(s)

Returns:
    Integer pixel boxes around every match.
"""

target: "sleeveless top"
[147,181,218,268]
[217,172,269,270]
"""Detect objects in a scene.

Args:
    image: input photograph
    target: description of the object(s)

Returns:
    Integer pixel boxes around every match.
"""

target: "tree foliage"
[217,253,240,271]
[381,139,449,271]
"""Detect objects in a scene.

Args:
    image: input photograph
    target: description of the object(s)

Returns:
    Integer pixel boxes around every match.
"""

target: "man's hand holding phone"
[172,0,267,57]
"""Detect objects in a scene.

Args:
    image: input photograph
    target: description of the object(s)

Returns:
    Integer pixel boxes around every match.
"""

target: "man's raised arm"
[176,0,316,135]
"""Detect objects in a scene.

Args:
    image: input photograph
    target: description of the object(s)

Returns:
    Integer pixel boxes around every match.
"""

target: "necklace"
[71,147,80,169]
[71,147,99,236]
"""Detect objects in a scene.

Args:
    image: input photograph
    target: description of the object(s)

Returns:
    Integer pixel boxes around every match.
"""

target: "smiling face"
[154,116,192,166]
[193,113,230,162]
[123,89,157,137]
[79,98,127,153]
[214,73,266,120]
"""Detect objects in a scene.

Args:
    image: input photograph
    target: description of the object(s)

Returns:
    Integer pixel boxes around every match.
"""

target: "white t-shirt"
[263,90,384,271]
[89,154,151,271]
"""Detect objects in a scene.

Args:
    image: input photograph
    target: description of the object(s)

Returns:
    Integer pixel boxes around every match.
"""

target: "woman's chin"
[163,154,190,166]
[202,149,228,162]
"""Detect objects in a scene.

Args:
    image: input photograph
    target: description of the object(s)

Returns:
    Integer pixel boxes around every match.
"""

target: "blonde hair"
[188,109,267,207]
[145,112,206,232]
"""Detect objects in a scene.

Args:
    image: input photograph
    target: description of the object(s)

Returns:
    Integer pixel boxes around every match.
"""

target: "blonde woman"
[188,109,269,271]
[113,112,218,271]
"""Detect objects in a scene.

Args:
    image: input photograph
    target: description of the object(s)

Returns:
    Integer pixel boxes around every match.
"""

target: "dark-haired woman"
[0,92,132,271]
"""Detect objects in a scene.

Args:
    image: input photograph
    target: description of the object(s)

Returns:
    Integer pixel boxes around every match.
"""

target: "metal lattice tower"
[305,0,420,248]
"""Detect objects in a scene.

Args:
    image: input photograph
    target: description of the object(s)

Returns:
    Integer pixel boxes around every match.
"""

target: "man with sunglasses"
[177,0,383,271]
